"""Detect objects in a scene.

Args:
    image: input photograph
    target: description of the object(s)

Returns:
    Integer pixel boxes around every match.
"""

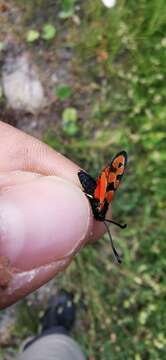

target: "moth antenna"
[104,221,122,264]
[105,219,127,229]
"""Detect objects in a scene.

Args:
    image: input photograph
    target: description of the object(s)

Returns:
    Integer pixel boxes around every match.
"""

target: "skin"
[0,121,108,309]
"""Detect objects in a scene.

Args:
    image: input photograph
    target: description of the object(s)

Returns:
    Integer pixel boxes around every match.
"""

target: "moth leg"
[104,221,122,264]
[105,219,127,229]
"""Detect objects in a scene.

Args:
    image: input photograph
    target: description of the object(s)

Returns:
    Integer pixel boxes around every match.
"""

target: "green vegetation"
[59,0,76,19]
[26,29,40,43]
[56,84,72,100]
[44,1,166,358]
[41,24,57,40]
[2,0,166,359]
[26,24,56,43]
[62,107,78,136]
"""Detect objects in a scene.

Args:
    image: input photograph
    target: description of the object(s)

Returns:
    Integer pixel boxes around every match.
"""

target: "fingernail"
[0,176,92,271]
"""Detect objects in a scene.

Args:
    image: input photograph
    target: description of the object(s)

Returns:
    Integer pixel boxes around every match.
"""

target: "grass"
[2,0,166,359]
[44,1,166,358]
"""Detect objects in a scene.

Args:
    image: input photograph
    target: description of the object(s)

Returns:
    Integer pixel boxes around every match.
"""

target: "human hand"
[0,121,106,309]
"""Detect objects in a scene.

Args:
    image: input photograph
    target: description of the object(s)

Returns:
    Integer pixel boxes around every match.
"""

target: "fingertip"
[0,174,93,308]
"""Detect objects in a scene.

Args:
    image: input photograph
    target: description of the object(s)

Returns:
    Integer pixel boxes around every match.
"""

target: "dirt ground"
[0,0,91,139]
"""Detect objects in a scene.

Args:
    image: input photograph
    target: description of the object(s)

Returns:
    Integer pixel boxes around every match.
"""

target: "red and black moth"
[78,151,128,263]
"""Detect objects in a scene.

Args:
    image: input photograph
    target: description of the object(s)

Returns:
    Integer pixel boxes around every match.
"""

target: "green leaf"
[64,122,78,136]
[56,84,72,100]
[62,107,78,136]
[138,311,148,325]
[59,0,75,19]
[62,107,78,122]
[59,10,74,19]
[41,24,56,40]
[26,30,40,43]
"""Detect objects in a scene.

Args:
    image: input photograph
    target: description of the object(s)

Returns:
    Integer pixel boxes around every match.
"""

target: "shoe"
[41,289,76,334]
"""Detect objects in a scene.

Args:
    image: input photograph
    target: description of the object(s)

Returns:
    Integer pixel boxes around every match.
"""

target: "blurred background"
[0,1,165,359]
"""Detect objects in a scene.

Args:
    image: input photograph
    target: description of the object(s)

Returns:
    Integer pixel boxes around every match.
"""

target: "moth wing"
[78,170,97,195]
[106,150,127,203]
[78,151,127,203]
[111,150,127,170]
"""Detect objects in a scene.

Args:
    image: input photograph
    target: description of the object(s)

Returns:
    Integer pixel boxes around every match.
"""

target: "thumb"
[0,171,92,309]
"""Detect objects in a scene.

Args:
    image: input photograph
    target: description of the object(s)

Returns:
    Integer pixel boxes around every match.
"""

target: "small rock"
[2,45,46,113]
[51,72,58,83]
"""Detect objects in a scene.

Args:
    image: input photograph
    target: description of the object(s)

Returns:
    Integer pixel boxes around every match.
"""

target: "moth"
[78,151,128,263]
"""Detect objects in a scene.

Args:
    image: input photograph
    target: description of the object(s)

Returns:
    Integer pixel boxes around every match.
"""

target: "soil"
[0,0,90,139]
